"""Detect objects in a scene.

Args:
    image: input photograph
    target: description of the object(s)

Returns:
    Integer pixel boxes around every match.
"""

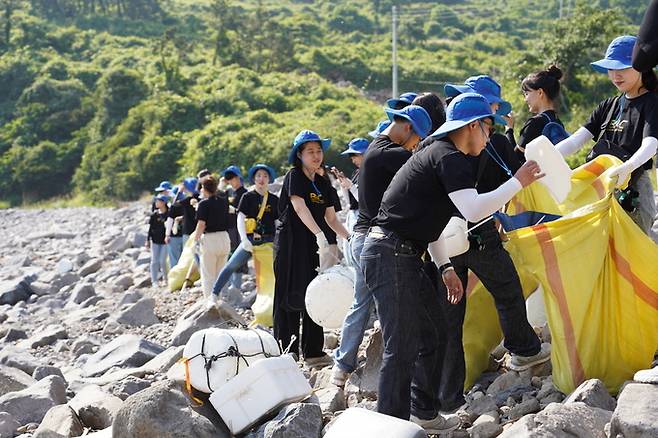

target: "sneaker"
[205,294,219,310]
[330,365,350,387]
[304,354,334,369]
[509,343,551,371]
[634,366,658,384]
[410,413,461,434]
[439,402,467,416]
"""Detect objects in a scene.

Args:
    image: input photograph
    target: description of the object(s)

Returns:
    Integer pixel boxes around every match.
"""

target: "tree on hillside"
[0,0,24,51]
[29,0,165,20]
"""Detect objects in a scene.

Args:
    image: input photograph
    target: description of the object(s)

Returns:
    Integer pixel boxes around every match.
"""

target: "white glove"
[315,232,329,252]
[609,162,633,189]
[229,205,237,214]
[240,239,253,253]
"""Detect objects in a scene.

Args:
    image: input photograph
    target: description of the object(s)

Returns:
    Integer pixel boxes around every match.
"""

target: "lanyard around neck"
[484,142,513,178]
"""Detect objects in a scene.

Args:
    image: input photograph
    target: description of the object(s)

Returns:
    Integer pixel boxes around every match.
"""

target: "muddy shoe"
[330,364,350,387]
[509,343,551,371]
[304,354,334,369]
[410,413,461,434]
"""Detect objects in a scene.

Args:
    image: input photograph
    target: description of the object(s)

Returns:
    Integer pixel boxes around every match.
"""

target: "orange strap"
[179,358,204,406]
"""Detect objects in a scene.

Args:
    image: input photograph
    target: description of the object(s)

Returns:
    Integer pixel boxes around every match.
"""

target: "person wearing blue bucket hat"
[386,91,418,110]
[368,120,391,138]
[445,75,511,127]
[220,165,248,290]
[173,177,200,246]
[506,65,567,160]
[274,129,349,368]
[165,186,185,267]
[146,193,170,287]
[554,35,658,234]
[207,164,280,308]
[356,93,543,426]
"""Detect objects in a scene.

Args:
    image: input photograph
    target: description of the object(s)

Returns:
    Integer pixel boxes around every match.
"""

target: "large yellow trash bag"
[463,155,658,394]
[167,238,200,292]
[250,243,275,327]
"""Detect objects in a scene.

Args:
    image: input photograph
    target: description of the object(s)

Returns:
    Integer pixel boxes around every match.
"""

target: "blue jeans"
[211,246,252,297]
[361,228,446,420]
[167,236,183,267]
[150,243,168,284]
[333,232,373,372]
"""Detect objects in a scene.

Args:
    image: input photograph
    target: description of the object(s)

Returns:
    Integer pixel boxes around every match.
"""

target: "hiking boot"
[205,293,219,310]
[509,343,551,371]
[304,354,334,369]
[330,364,350,387]
[410,413,461,434]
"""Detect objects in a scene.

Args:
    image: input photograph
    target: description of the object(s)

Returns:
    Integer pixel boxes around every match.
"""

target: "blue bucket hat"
[368,120,391,138]
[183,177,198,194]
[288,130,331,164]
[248,164,276,183]
[154,194,169,204]
[222,165,243,180]
[386,92,418,109]
[591,35,637,73]
[341,138,370,156]
[431,93,494,139]
[384,104,432,139]
[154,181,172,192]
[445,75,510,125]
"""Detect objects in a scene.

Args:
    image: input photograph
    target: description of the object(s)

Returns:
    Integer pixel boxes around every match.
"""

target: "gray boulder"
[82,334,164,377]
[610,382,658,438]
[245,403,323,438]
[111,380,229,438]
[564,378,616,411]
[106,376,152,400]
[32,366,65,382]
[0,412,20,438]
[0,364,37,396]
[0,375,68,425]
[0,279,32,305]
[115,298,159,327]
[170,300,244,346]
[0,327,27,343]
[0,346,42,374]
[118,291,143,307]
[69,385,123,430]
[79,258,103,277]
[30,281,55,297]
[108,235,131,253]
[69,284,96,305]
[113,275,134,290]
[22,324,68,349]
[33,405,84,438]
[345,329,382,398]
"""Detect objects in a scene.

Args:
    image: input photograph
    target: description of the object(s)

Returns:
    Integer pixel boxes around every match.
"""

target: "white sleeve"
[427,236,450,268]
[627,136,658,170]
[237,211,249,242]
[448,178,523,223]
[165,217,173,237]
[555,127,594,157]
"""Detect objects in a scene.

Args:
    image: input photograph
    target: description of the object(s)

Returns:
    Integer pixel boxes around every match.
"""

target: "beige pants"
[199,231,230,297]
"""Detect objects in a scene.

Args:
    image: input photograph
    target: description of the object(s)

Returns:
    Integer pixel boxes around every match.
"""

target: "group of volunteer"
[144,32,658,434]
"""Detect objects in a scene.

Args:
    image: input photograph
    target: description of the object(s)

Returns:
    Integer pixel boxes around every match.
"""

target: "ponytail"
[522,64,563,102]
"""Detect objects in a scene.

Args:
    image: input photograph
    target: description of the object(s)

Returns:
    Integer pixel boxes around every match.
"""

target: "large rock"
[315,387,346,414]
[0,375,67,425]
[113,274,134,290]
[169,300,244,346]
[69,385,123,430]
[32,365,65,382]
[79,258,103,277]
[115,298,159,327]
[564,378,616,411]
[0,412,20,438]
[22,324,68,349]
[30,281,55,297]
[33,405,84,438]
[107,235,131,253]
[0,365,37,396]
[245,403,323,438]
[610,382,658,438]
[0,279,32,305]
[499,402,611,438]
[345,329,382,398]
[0,346,42,374]
[107,376,152,400]
[81,334,165,377]
[0,327,27,343]
[111,380,229,438]
[486,371,528,396]
[70,284,96,305]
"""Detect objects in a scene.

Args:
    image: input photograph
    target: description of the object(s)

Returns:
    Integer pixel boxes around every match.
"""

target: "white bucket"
[305,265,355,329]
[324,408,427,438]
[524,135,572,203]
[209,355,312,435]
[439,216,470,258]
[182,328,280,393]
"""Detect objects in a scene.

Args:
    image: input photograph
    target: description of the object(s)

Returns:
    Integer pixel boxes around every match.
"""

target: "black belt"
[369,226,426,254]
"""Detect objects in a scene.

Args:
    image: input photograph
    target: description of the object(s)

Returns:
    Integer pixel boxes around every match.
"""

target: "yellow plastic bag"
[463,155,658,394]
[167,237,200,292]
[250,243,275,327]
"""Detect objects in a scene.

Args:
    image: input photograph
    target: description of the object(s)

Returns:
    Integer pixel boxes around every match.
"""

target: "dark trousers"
[361,228,447,420]
[433,237,541,411]
[273,306,325,359]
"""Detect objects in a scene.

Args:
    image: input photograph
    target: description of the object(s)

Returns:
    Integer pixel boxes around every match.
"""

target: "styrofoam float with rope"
[305,265,355,329]
[324,408,427,438]
[209,354,312,435]
[181,327,281,393]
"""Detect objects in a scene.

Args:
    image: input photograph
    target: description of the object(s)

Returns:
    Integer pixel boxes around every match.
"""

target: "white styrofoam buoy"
[324,408,427,438]
[524,135,572,203]
[439,216,470,258]
[305,266,355,329]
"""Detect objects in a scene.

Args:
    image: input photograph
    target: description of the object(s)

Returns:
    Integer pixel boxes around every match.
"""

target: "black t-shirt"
[168,203,184,238]
[179,194,199,236]
[376,140,475,246]
[237,190,279,238]
[148,210,168,245]
[196,194,229,233]
[634,0,658,72]
[348,169,359,211]
[508,110,563,162]
[471,132,521,194]
[354,136,412,233]
[279,167,334,242]
[227,186,247,229]
[583,92,658,169]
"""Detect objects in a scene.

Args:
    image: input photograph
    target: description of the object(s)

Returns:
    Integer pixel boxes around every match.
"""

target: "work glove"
[315,232,331,272]
[609,162,633,189]
[240,239,253,253]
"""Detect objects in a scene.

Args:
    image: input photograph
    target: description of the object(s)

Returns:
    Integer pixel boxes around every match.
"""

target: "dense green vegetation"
[0,0,646,205]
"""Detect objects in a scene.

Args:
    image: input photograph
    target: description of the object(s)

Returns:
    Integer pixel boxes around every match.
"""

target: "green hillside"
[0,0,645,205]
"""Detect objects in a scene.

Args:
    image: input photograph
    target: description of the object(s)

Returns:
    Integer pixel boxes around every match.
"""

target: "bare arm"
[194,220,206,241]
[290,195,323,235]
[324,206,350,240]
